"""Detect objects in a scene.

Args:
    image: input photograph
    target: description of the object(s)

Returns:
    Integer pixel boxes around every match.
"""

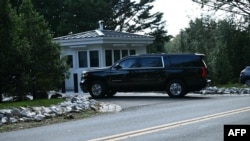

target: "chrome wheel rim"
[170,83,182,96]
[91,84,102,96]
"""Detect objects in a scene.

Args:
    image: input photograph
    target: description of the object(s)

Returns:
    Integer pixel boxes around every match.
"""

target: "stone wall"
[198,87,250,94]
[0,95,122,125]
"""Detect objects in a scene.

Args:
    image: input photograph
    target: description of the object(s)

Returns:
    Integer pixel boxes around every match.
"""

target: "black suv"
[80,53,210,98]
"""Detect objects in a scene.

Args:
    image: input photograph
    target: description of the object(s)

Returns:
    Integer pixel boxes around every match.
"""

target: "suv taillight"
[201,67,207,78]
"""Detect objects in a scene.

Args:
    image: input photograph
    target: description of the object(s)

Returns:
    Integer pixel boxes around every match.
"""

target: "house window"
[105,49,136,66]
[78,51,87,68]
[67,55,73,68]
[105,50,112,66]
[122,50,128,57]
[130,50,136,55]
[114,50,121,63]
[78,50,100,68]
[90,50,99,67]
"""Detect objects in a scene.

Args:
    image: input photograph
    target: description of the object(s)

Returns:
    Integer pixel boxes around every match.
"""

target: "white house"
[53,21,155,92]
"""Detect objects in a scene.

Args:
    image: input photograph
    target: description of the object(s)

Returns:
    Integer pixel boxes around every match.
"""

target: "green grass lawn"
[0,98,64,109]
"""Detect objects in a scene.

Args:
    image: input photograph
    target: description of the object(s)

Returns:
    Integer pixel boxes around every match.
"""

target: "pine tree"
[0,0,68,101]
[18,0,68,99]
[0,0,29,101]
[32,0,167,36]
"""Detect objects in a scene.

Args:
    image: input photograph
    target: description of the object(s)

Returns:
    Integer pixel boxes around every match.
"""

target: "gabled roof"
[53,30,154,40]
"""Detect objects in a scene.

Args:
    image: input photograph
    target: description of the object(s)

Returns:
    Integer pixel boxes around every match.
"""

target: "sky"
[151,0,204,36]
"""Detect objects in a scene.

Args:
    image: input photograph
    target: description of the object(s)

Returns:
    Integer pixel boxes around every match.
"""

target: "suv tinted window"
[169,56,202,67]
[138,57,163,68]
[119,58,138,68]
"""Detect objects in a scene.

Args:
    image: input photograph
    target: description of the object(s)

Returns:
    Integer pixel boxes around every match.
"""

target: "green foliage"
[0,0,68,101]
[0,98,64,109]
[193,0,250,21]
[147,26,173,53]
[31,0,167,37]
[210,41,233,84]
[19,0,68,93]
[0,0,29,98]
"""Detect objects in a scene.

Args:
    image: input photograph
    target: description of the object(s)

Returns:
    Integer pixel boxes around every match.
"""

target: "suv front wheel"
[166,80,186,98]
[89,81,106,99]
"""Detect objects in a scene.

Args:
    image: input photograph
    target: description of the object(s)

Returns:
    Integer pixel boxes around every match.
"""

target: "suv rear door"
[134,56,165,89]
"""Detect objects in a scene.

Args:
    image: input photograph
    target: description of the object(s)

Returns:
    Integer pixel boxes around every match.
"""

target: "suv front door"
[108,57,139,89]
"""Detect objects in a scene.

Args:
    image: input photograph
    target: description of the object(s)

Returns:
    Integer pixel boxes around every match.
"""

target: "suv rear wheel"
[166,80,186,98]
[89,81,106,99]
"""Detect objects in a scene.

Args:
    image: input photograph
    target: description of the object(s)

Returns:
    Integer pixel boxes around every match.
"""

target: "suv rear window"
[169,56,203,67]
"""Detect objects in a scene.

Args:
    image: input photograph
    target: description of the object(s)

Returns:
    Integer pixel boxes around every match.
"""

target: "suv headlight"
[82,71,88,79]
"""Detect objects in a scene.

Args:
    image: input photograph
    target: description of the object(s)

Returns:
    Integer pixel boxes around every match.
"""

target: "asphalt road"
[1,93,250,141]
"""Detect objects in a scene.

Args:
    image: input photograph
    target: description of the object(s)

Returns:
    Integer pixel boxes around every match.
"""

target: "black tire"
[166,80,186,98]
[89,81,106,99]
[106,90,117,97]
